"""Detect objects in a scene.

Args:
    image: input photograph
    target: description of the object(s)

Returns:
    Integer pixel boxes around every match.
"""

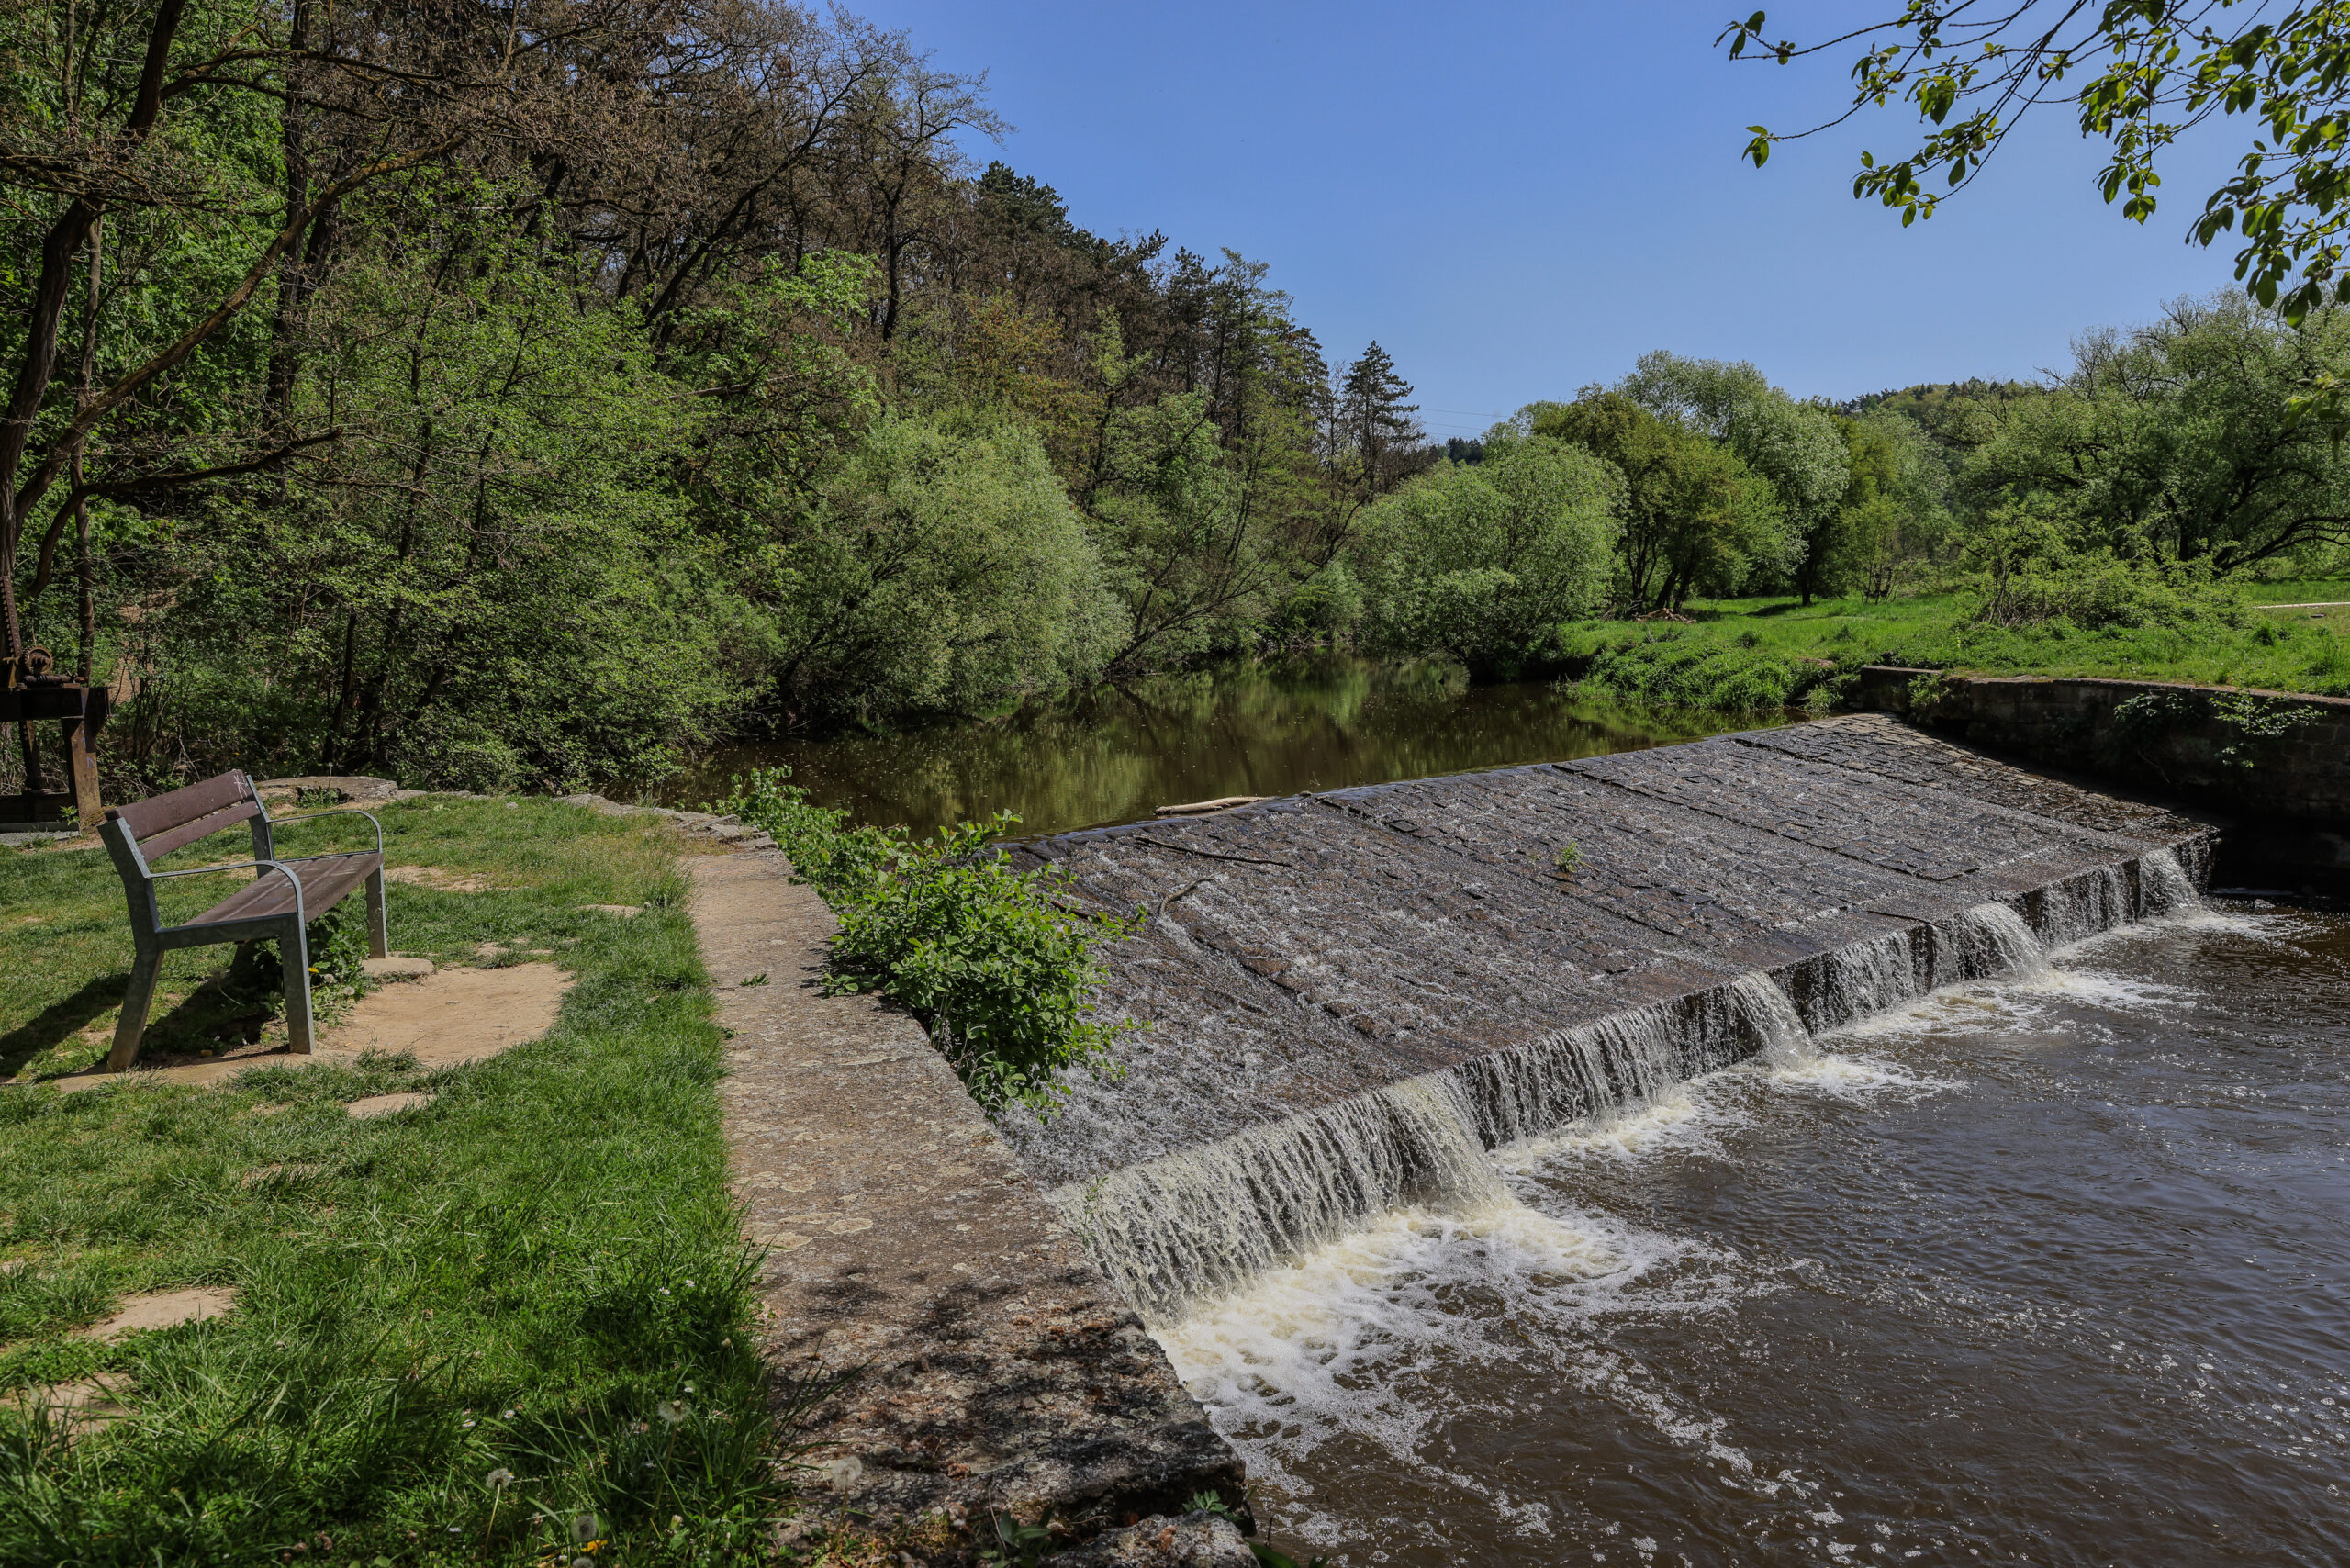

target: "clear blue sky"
[858,0,2247,439]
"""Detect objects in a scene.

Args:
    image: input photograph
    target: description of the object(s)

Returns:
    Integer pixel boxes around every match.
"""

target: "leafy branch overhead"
[1721,2,2350,323]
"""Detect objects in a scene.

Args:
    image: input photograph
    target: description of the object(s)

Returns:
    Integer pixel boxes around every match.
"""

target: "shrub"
[720,769,1140,1117]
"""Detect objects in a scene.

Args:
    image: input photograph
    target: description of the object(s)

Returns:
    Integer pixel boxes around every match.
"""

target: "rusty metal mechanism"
[2,644,107,831]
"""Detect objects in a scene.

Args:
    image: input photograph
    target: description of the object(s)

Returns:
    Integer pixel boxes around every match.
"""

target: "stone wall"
[1852,667,2350,884]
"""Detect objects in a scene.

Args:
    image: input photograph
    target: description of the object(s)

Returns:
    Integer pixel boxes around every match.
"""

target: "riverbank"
[1561,580,2350,712]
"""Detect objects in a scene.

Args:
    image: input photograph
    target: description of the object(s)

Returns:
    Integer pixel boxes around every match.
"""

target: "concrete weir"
[1002,714,2215,1325]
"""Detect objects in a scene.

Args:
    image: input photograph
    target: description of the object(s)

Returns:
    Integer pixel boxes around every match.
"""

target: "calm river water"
[667,659,1768,837]
[1164,894,2350,1566]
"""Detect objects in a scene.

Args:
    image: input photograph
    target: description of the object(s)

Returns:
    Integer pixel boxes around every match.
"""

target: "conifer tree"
[1340,342,1423,495]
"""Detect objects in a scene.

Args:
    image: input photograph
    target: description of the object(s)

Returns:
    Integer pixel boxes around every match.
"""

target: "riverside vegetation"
[0,801,817,1565]
[9,0,2350,815]
[719,768,1139,1119]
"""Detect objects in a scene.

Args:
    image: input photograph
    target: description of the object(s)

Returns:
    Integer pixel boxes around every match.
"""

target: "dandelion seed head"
[571,1512,601,1546]
[656,1399,688,1425]
[487,1468,514,1488]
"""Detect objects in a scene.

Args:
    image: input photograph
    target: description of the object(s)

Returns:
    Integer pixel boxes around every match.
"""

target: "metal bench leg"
[282,919,316,1055]
[106,946,162,1072]
[364,866,388,958]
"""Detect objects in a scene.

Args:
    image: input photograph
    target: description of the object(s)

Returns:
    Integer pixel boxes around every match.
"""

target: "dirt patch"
[580,903,643,917]
[51,962,571,1091]
[75,1287,236,1341]
[345,1092,433,1119]
[320,962,569,1068]
[383,865,498,892]
[6,1372,133,1437]
[361,956,434,980]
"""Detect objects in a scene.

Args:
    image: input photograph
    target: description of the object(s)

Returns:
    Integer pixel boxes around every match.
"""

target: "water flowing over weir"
[998,717,2220,1325]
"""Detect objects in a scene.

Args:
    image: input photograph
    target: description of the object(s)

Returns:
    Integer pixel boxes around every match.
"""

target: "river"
[666,658,1773,837]
[1161,890,2350,1566]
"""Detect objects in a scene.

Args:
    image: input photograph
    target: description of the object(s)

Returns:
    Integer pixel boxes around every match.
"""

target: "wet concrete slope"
[1002,715,2213,1228]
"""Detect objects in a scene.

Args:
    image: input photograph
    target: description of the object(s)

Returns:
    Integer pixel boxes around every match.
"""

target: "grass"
[1562,578,2350,712]
[0,799,811,1566]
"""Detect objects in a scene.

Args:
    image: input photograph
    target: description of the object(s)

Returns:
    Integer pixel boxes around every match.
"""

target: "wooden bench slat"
[138,801,263,863]
[114,771,253,843]
[190,853,382,928]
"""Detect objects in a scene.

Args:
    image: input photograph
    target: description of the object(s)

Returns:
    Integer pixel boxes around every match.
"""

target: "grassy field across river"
[0,801,799,1567]
[1564,579,2350,713]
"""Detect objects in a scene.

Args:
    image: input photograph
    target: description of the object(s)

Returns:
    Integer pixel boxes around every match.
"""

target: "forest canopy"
[5,0,2345,798]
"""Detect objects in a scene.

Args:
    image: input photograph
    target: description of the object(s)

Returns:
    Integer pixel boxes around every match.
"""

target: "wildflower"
[682,1383,695,1394]
[487,1468,514,1488]
[683,1279,695,1288]
[656,1400,687,1425]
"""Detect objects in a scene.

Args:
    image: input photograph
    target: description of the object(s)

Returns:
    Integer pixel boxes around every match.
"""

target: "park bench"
[98,771,388,1070]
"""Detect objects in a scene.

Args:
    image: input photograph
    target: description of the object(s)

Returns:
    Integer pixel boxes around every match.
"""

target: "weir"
[1002,714,2215,1324]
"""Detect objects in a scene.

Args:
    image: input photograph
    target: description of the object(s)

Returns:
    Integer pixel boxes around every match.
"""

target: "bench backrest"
[106,771,269,868]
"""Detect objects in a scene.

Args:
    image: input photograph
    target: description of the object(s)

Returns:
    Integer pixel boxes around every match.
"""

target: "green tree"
[771,410,1120,723]
[1830,408,1951,599]
[1616,351,1841,599]
[126,204,755,792]
[1962,292,2350,573]
[1535,392,1783,609]
[1350,434,1619,675]
[1340,341,1425,495]
[1723,3,2350,323]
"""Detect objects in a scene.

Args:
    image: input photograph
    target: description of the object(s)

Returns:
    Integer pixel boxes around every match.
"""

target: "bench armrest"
[268,806,385,857]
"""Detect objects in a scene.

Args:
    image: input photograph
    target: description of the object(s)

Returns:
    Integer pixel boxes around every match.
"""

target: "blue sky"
[858,1,2249,438]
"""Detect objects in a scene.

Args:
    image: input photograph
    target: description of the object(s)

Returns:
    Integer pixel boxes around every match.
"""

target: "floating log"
[1153,795,1270,816]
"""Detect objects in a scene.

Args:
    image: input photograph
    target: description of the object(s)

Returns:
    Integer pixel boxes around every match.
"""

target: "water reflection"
[668,658,1781,838]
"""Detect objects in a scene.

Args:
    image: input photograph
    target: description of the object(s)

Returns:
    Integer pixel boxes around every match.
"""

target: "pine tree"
[1340,342,1423,494]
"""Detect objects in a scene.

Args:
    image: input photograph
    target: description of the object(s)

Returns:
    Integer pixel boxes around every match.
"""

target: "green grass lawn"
[1561,578,2350,711]
[0,801,800,1566]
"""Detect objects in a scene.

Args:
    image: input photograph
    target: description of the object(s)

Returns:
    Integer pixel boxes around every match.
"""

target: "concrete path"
[688,851,1243,1544]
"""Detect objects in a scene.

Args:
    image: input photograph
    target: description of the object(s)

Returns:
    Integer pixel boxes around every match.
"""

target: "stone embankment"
[1852,667,2350,884]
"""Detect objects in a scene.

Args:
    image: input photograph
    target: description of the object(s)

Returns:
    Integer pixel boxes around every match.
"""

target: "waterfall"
[1060,973,1817,1323]
[1937,901,2045,986]
[2037,866,2129,948]
[1803,930,1922,1033]
[2139,846,2201,917]
[1061,1075,1505,1324]
[1052,841,2210,1324]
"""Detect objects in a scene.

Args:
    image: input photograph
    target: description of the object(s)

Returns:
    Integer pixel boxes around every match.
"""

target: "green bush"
[720,769,1140,1117]
[1572,629,1848,711]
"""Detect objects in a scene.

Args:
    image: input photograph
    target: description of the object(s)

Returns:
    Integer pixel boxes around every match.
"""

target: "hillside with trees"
[0,0,1427,794]
[10,0,2350,806]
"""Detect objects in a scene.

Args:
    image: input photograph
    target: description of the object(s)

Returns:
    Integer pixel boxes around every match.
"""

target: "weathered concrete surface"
[689,853,1244,1552]
[1004,714,2215,1194]
[1854,666,2350,881]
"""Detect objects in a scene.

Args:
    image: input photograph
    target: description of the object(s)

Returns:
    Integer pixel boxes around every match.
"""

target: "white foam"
[1158,1190,1756,1529]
